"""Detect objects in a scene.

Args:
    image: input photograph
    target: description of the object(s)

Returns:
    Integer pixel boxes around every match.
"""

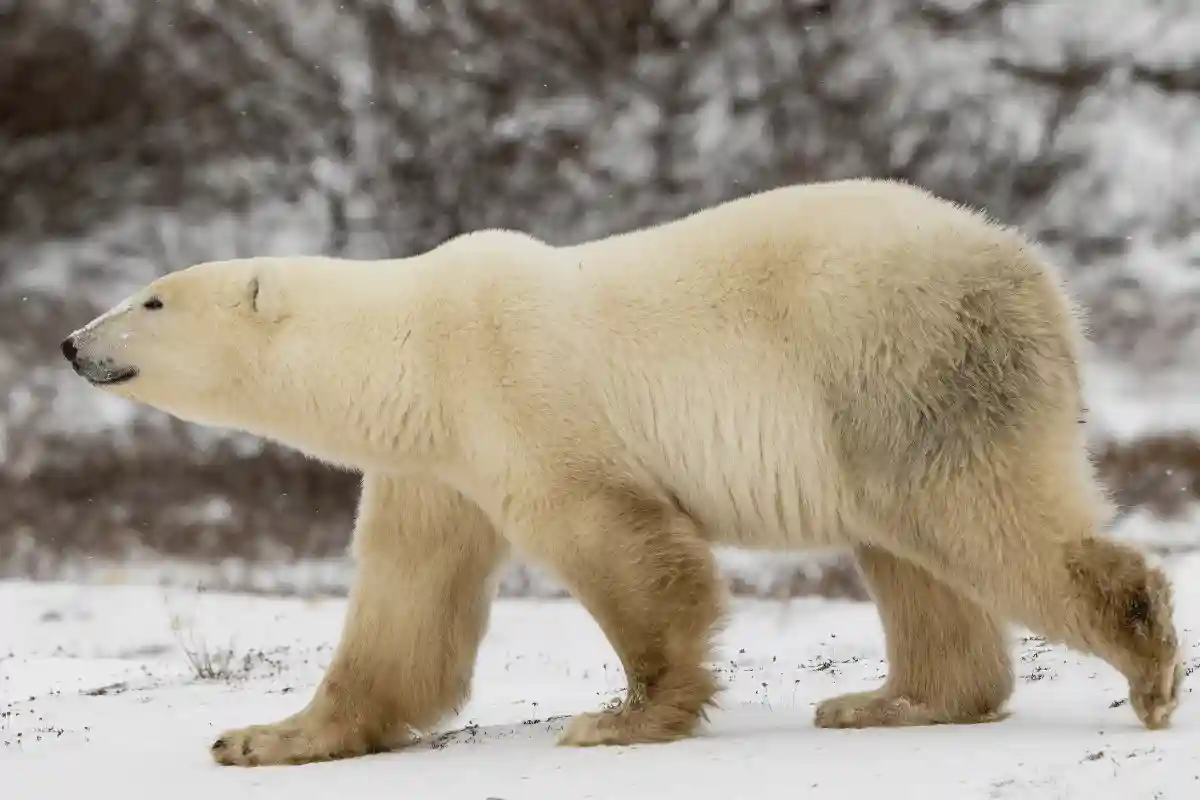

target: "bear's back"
[545,179,1086,541]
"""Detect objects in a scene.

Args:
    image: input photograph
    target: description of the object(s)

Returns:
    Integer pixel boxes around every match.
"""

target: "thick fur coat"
[63,178,1182,766]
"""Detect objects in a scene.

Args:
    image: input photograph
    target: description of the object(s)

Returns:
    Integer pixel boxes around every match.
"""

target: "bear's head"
[60,258,295,430]
[61,252,443,468]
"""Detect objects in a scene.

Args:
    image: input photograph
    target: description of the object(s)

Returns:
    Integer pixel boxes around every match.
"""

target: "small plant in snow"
[162,585,242,681]
[169,611,238,681]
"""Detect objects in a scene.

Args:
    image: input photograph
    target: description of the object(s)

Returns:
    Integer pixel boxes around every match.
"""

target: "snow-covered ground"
[3,556,1200,799]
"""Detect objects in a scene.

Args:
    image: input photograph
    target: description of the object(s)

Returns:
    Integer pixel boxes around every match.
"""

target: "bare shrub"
[167,604,240,681]
[1,0,1198,594]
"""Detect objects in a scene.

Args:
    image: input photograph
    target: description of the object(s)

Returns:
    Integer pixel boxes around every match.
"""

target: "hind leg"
[814,544,1014,728]
[887,473,1183,730]
[1057,534,1182,728]
[505,483,725,747]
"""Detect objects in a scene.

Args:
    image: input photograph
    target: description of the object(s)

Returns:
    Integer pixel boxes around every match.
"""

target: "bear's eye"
[143,297,164,311]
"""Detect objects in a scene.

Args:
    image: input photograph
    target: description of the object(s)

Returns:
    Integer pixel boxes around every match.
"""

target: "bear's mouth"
[89,366,139,386]
[74,360,139,386]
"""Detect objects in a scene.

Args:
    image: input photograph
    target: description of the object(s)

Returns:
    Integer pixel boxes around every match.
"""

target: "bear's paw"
[210,715,412,766]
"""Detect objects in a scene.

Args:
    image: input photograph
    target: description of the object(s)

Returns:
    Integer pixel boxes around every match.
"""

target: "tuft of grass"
[163,585,242,681]
[168,611,239,680]
[162,586,291,682]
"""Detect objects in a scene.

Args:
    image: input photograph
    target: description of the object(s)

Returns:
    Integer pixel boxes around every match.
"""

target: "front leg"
[211,473,506,766]
[508,482,726,747]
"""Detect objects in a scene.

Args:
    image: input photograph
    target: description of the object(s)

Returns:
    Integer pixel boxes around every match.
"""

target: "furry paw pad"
[814,690,924,729]
[558,711,625,747]
[813,690,1006,728]
[210,719,404,766]
[557,703,701,747]
[1130,659,1184,730]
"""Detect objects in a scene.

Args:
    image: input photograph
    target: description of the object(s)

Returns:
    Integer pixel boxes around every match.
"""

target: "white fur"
[67,178,1184,765]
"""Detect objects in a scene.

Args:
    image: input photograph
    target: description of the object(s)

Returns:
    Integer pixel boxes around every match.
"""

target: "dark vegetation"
[2,0,1198,596]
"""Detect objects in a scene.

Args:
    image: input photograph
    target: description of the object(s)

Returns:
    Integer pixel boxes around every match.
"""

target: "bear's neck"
[248,262,456,475]
[259,369,448,475]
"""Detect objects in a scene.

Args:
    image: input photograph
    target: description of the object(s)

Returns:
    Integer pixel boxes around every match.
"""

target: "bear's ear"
[245,273,288,323]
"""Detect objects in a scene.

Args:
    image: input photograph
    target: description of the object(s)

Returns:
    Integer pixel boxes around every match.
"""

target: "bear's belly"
[593,366,850,552]
[663,457,849,552]
[623,406,850,552]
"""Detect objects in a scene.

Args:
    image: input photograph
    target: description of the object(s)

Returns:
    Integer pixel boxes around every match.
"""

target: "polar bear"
[63,178,1182,767]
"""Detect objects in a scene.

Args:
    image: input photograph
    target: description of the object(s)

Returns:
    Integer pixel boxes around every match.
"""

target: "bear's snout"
[61,333,139,386]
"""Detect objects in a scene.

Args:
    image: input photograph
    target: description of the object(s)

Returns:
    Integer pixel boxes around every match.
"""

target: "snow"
[3,555,1200,798]
[17,546,859,603]
[1115,507,1200,555]
[1082,358,1200,444]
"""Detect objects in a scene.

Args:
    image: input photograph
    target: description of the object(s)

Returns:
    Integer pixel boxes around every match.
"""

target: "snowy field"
[3,557,1200,799]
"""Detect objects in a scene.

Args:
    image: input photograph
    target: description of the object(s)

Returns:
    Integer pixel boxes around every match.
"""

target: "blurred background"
[2,0,1198,600]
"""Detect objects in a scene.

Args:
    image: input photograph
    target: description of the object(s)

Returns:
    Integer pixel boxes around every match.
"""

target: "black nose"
[61,336,78,361]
